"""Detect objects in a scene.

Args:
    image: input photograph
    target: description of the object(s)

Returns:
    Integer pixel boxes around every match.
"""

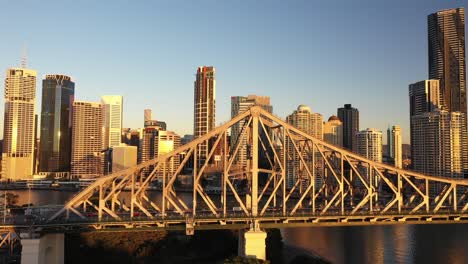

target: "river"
[4,190,468,264]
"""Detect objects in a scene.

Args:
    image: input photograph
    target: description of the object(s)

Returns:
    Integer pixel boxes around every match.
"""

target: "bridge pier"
[238,222,267,260]
[21,233,64,264]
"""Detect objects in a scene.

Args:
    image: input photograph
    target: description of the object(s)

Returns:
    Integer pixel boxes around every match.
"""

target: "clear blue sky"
[0,0,466,143]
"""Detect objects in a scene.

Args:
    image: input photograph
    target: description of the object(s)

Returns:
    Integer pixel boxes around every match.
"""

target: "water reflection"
[282,224,468,264]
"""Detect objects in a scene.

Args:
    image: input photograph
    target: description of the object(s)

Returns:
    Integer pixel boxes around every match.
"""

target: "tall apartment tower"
[323,115,343,147]
[39,75,75,173]
[286,105,323,188]
[71,101,104,179]
[428,8,466,114]
[144,109,152,122]
[356,128,383,186]
[101,95,123,149]
[356,128,383,163]
[409,80,467,179]
[194,66,215,167]
[154,131,181,177]
[231,95,273,168]
[387,125,402,168]
[337,104,359,152]
[2,67,37,180]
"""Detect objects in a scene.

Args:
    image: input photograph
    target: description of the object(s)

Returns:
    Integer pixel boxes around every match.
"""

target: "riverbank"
[62,229,329,264]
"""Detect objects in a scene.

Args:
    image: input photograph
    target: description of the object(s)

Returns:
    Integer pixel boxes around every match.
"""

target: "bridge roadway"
[2,210,467,233]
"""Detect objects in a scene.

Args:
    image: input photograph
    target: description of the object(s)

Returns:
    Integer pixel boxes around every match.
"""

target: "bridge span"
[1,106,468,263]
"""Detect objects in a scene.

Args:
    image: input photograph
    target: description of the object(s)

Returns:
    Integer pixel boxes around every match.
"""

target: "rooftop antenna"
[21,45,27,68]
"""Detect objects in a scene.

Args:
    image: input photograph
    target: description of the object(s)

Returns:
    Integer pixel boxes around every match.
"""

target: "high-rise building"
[409,80,442,116]
[337,104,359,152]
[356,128,383,163]
[387,125,402,168]
[286,105,323,188]
[112,144,137,172]
[286,105,323,139]
[194,66,215,167]
[231,95,273,168]
[101,95,123,149]
[154,131,181,177]
[411,110,465,179]
[71,101,104,179]
[356,128,382,186]
[1,67,37,180]
[323,115,343,147]
[428,8,466,114]
[39,75,75,173]
[409,80,467,179]
[144,109,152,122]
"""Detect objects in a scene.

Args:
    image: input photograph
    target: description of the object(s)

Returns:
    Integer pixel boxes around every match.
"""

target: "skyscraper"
[409,80,467,179]
[323,115,343,147]
[231,95,273,168]
[286,105,323,188]
[2,67,37,180]
[71,101,104,179]
[428,8,466,114]
[387,125,402,168]
[194,66,215,167]
[154,131,181,177]
[144,109,152,122]
[101,95,123,149]
[356,128,382,163]
[356,128,383,186]
[39,75,75,173]
[337,104,359,152]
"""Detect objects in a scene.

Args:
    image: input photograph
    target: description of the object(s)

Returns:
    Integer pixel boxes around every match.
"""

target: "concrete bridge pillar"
[21,233,64,264]
[238,222,267,260]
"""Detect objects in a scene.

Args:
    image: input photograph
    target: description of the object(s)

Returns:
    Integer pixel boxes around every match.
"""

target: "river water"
[4,190,468,264]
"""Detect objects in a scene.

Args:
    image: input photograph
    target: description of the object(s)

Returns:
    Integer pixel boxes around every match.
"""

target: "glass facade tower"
[39,74,75,173]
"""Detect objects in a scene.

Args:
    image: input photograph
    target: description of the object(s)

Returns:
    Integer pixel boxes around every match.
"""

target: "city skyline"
[0,1,466,144]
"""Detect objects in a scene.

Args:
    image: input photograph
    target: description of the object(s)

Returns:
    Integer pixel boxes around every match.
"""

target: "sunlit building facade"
[39,74,75,173]
[1,68,37,180]
[194,66,215,168]
[357,128,383,163]
[112,144,137,172]
[387,125,402,168]
[154,130,181,177]
[428,8,466,114]
[409,79,467,180]
[71,101,104,179]
[323,115,343,147]
[286,105,323,189]
[231,95,273,168]
[101,95,123,149]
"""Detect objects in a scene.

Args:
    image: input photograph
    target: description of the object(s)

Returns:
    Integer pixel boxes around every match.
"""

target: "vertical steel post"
[223,132,227,217]
[251,110,259,217]
[193,145,198,216]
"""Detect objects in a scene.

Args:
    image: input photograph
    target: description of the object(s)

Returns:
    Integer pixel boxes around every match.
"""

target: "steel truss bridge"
[1,106,468,260]
[43,106,468,230]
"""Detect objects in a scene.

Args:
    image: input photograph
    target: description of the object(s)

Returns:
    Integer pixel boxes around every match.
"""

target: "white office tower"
[2,67,37,180]
[101,95,123,149]
[387,125,402,168]
[356,128,382,187]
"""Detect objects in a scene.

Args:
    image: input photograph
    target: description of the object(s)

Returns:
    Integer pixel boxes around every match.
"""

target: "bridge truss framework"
[44,106,468,233]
